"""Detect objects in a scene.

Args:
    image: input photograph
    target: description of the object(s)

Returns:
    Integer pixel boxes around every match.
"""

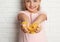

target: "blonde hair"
[23,0,40,11]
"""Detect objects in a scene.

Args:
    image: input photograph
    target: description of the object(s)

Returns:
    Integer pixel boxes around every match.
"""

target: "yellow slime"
[21,21,38,34]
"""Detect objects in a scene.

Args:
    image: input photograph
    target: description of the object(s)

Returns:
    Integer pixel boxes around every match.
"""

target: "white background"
[0,0,60,42]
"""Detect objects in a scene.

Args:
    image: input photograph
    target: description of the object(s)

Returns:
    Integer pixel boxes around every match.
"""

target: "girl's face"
[25,0,41,12]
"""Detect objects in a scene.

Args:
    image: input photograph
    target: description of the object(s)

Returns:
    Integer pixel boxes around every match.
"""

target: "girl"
[18,0,47,42]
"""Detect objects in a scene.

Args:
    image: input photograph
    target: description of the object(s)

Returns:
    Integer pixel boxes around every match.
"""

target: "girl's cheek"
[26,3,30,6]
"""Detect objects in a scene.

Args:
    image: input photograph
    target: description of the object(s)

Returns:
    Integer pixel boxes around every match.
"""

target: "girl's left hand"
[35,26,42,33]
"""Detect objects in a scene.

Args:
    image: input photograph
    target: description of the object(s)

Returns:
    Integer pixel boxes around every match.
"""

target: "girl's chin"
[28,10,35,12]
[28,9,36,12]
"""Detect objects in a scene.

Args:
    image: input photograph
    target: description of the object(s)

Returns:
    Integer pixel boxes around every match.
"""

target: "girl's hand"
[21,21,30,33]
[35,25,42,33]
[35,28,40,33]
[18,13,30,33]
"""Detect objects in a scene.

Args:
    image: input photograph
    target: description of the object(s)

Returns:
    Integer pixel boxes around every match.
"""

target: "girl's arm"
[32,13,47,25]
[31,13,47,33]
[18,13,30,33]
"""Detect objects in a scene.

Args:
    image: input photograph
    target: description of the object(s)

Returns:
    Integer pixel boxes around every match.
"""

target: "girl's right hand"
[21,21,30,33]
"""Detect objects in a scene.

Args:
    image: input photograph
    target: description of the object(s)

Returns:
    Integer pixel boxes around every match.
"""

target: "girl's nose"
[30,1,34,6]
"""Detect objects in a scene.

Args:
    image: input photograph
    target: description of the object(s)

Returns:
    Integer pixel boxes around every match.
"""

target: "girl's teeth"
[30,7,35,9]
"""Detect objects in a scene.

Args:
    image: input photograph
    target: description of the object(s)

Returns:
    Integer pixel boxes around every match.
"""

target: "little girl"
[18,0,47,42]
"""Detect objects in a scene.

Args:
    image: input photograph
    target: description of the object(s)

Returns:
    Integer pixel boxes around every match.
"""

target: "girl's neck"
[26,10,39,14]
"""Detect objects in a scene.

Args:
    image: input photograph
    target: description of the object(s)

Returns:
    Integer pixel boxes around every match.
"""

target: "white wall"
[0,0,60,42]
[41,0,60,42]
[0,0,20,42]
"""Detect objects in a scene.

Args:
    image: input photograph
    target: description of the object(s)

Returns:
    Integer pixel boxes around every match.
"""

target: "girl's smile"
[29,6,36,9]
